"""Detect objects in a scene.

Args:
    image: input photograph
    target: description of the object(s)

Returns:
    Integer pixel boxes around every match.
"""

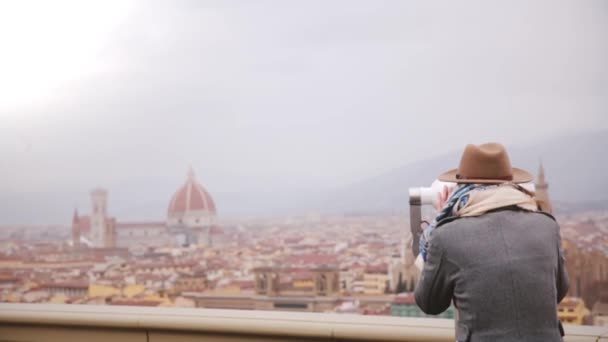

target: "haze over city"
[1,0,607,224]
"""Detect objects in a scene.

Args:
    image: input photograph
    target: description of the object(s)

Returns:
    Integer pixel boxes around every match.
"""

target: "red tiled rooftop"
[0,276,19,283]
[39,280,89,289]
[393,294,416,305]
[76,216,91,234]
[285,254,338,266]
[0,256,24,262]
[365,264,388,274]
[292,271,314,281]
[134,261,197,270]
[237,280,255,290]
[210,226,223,234]
[168,169,216,215]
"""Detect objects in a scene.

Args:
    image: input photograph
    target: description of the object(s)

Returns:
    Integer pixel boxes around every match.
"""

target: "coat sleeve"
[556,227,569,303]
[414,232,456,315]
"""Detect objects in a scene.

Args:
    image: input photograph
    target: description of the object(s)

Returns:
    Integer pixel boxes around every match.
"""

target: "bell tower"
[72,208,80,248]
[90,188,109,247]
[535,161,553,214]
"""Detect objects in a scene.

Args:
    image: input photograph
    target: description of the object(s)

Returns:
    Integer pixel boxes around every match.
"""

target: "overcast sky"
[1,0,607,216]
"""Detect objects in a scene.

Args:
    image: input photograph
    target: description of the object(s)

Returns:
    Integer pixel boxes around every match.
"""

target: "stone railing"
[0,303,606,341]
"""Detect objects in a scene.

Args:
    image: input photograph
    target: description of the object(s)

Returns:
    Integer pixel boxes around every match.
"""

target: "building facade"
[186,266,342,313]
[558,297,591,325]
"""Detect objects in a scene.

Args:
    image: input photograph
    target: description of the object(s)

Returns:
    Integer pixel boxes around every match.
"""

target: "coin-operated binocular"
[408,180,456,257]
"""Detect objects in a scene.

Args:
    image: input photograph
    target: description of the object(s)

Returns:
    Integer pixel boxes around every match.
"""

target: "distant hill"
[1,130,606,224]
[316,129,608,214]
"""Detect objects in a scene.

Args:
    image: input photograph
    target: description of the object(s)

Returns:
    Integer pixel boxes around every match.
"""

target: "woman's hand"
[435,185,450,212]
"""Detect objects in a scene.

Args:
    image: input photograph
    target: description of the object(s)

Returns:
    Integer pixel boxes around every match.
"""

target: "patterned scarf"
[418,183,537,262]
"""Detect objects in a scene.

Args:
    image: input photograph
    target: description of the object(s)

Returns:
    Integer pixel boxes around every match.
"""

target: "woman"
[414,143,568,342]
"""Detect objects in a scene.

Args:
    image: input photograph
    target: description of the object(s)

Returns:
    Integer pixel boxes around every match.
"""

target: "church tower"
[535,161,553,214]
[72,208,80,248]
[392,232,420,292]
[104,217,117,248]
[90,188,109,247]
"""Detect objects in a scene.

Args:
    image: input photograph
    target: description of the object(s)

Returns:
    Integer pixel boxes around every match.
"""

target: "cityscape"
[0,1,606,340]
[0,165,606,326]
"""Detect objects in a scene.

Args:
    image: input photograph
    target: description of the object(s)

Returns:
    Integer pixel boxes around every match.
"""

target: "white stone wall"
[116,227,170,248]
[167,210,215,228]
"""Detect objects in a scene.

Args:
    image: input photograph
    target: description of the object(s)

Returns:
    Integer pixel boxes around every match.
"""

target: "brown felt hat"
[438,143,533,184]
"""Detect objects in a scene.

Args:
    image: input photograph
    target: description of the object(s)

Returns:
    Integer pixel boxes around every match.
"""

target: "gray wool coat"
[414,209,569,342]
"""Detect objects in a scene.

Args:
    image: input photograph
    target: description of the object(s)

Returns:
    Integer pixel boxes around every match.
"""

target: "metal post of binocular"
[408,187,423,258]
